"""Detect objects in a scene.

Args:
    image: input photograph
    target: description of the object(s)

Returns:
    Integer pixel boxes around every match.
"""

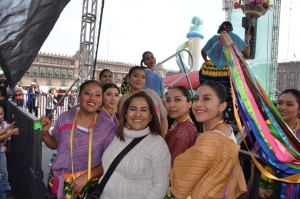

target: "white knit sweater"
[99,127,171,199]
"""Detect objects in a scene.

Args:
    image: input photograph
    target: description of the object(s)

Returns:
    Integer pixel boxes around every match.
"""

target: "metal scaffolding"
[269,0,281,100]
[223,0,281,100]
[78,0,98,83]
[222,0,235,21]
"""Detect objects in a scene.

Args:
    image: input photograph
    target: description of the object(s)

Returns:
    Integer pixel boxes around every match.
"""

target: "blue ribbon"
[229,48,300,174]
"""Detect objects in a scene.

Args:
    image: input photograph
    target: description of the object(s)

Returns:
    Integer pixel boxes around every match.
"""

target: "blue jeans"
[0,153,10,191]
[0,175,6,199]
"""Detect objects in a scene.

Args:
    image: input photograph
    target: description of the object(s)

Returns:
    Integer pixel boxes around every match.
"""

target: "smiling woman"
[169,80,246,199]
[100,83,120,127]
[99,91,171,198]
[140,51,165,99]
[118,66,168,137]
[40,80,117,199]
[245,88,300,199]
[165,86,197,167]
[99,69,113,85]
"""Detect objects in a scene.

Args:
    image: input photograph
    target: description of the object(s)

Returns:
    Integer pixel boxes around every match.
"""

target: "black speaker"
[242,17,257,59]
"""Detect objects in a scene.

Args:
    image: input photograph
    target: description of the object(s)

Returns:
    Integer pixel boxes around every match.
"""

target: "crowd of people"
[39,21,299,199]
[1,20,299,199]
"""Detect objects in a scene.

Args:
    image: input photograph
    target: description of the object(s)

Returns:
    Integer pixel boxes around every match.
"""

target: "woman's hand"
[70,174,89,193]
[245,33,251,43]
[259,188,272,199]
[9,128,19,136]
[40,116,51,133]
[7,122,15,130]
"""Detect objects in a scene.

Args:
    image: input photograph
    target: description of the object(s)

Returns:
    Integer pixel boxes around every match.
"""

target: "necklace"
[124,89,144,97]
[70,112,98,184]
[102,106,119,126]
[292,119,298,135]
[170,115,191,130]
[208,120,225,131]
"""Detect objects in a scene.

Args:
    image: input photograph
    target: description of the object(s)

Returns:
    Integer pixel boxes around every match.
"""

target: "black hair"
[0,86,7,97]
[167,86,197,127]
[140,51,152,68]
[217,21,233,34]
[99,69,112,80]
[167,86,191,102]
[198,80,228,103]
[48,89,54,93]
[79,80,102,96]
[0,79,8,88]
[278,89,300,110]
[197,80,228,119]
[103,83,120,94]
[117,91,161,141]
[128,66,146,77]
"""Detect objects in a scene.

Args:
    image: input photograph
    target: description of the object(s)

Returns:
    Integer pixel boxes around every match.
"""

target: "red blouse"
[165,121,198,166]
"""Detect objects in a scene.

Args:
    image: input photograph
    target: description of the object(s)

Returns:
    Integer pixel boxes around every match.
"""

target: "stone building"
[276,61,300,93]
[19,52,136,88]
[17,52,179,89]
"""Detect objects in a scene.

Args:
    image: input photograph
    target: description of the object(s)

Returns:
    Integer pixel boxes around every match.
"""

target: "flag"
[0,0,70,87]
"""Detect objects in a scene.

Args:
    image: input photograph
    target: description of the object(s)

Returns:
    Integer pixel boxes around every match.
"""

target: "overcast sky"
[40,0,300,70]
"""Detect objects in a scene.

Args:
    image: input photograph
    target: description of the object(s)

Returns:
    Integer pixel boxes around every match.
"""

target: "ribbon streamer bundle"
[220,32,300,197]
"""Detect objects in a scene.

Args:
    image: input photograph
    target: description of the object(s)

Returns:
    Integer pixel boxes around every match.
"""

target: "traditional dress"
[170,131,247,199]
[99,127,171,199]
[99,109,119,128]
[120,69,164,98]
[165,121,197,167]
[143,69,164,98]
[221,32,300,197]
[48,110,117,199]
[121,75,129,95]
[245,130,300,199]
[200,32,248,124]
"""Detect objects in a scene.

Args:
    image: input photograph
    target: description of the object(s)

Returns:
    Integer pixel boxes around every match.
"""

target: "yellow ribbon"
[70,112,98,182]
[229,68,300,183]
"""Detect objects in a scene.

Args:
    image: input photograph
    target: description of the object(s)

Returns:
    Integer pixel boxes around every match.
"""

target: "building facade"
[19,52,135,88]
[276,61,300,94]
[18,52,179,89]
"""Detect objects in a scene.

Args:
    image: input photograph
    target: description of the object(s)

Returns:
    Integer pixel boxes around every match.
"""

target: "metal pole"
[155,49,193,68]
[178,54,194,97]
[92,0,105,80]
[46,70,82,119]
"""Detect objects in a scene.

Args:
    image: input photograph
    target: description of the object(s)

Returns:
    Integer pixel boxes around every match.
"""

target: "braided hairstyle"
[217,21,233,34]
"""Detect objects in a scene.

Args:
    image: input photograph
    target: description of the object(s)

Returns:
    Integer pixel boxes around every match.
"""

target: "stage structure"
[269,0,281,100]
[222,0,235,21]
[224,0,281,100]
[78,0,98,83]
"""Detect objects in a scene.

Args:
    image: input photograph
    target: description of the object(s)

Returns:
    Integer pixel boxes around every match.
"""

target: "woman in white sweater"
[99,91,171,199]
